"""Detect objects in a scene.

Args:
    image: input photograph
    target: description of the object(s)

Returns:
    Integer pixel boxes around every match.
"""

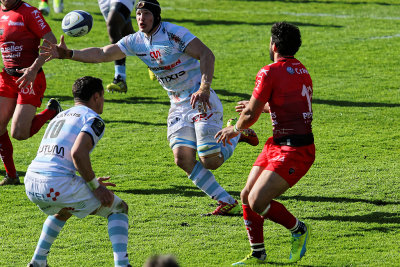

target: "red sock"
[242,204,265,245]
[30,108,56,137]
[263,200,297,230]
[41,0,48,3]
[0,131,17,177]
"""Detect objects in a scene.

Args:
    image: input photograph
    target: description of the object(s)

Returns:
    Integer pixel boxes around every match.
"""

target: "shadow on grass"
[103,119,165,126]
[165,18,342,28]
[306,212,400,224]
[0,170,26,178]
[235,0,398,6]
[279,195,400,206]
[314,98,400,108]
[114,185,241,198]
[44,94,170,106]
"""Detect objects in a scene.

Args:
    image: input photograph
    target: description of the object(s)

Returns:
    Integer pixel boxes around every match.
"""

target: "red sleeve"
[25,7,52,38]
[252,66,273,103]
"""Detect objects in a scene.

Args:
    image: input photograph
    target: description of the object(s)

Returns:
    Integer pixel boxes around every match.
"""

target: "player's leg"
[11,72,62,140]
[105,2,133,93]
[197,91,258,170]
[0,96,19,184]
[232,166,268,265]
[28,209,71,267]
[53,0,64,13]
[95,195,131,267]
[170,128,239,215]
[38,0,50,16]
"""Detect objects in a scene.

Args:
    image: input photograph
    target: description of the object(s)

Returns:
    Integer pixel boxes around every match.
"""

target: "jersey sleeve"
[25,6,52,38]
[117,33,137,56]
[81,116,105,147]
[252,66,273,103]
[169,24,196,52]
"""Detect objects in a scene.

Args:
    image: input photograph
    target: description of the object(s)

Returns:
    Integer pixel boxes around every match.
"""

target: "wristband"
[87,177,100,191]
[233,123,244,133]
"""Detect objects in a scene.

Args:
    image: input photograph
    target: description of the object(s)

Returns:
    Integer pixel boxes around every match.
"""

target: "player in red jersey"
[216,22,315,265]
[0,0,60,185]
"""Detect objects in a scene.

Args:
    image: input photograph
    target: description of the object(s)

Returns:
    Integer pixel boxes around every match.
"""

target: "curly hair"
[271,22,302,56]
[72,76,104,102]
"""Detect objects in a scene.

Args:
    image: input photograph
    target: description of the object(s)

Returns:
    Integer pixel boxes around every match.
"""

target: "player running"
[40,0,259,216]
[25,76,132,267]
[216,22,315,265]
[98,0,136,93]
[38,0,63,15]
[0,0,61,185]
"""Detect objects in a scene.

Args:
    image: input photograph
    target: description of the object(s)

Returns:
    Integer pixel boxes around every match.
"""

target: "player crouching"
[25,76,132,267]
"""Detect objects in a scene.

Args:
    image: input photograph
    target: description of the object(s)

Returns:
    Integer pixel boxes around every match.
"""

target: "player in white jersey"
[98,0,136,93]
[40,0,259,216]
[25,76,132,267]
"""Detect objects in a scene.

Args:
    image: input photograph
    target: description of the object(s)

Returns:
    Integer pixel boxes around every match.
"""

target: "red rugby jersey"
[252,57,313,139]
[0,1,51,68]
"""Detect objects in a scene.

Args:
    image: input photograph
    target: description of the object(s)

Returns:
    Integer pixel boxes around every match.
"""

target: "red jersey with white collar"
[0,1,51,68]
[252,57,313,139]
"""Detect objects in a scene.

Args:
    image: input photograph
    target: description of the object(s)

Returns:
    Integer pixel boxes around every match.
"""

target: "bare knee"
[240,188,250,204]
[248,191,270,215]
[11,129,29,140]
[199,154,223,170]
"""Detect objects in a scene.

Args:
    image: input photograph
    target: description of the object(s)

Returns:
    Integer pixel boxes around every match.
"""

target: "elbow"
[71,147,82,163]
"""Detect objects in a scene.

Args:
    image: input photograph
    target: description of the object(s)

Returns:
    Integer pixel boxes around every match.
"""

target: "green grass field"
[1,0,400,266]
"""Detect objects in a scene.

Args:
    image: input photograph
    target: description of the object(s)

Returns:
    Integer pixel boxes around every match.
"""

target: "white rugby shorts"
[98,0,135,21]
[25,171,122,219]
[167,89,224,157]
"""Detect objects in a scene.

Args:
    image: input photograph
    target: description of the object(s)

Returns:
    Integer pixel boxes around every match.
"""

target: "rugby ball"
[61,10,93,37]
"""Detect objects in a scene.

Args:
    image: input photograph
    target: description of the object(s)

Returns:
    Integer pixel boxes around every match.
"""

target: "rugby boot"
[232,251,267,265]
[53,0,64,13]
[203,200,241,216]
[46,98,63,118]
[0,173,20,186]
[289,223,311,263]
[106,75,128,93]
[148,68,157,81]
[38,1,50,16]
[227,118,259,146]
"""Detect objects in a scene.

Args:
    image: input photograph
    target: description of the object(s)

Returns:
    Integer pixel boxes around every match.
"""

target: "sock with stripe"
[220,135,240,162]
[31,215,66,266]
[0,131,16,178]
[289,219,307,235]
[242,204,266,259]
[189,161,235,204]
[262,200,297,230]
[30,109,56,137]
[108,213,130,267]
[114,64,126,81]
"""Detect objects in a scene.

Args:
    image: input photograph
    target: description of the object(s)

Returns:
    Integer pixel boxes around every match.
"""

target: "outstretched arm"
[40,35,126,63]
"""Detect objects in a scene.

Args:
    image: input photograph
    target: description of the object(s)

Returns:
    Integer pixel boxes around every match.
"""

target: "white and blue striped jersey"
[117,22,201,105]
[27,105,105,177]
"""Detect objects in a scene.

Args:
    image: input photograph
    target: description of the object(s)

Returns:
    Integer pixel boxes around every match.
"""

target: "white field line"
[162,7,400,21]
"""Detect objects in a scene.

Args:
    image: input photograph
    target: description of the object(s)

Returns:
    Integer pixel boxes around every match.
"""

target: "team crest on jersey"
[0,29,3,35]
[91,118,105,137]
[286,67,295,74]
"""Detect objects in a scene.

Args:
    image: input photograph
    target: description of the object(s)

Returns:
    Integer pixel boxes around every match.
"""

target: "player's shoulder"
[162,21,190,35]
[19,1,40,12]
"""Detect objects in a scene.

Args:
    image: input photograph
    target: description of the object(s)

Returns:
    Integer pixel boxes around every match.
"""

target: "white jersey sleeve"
[27,106,105,176]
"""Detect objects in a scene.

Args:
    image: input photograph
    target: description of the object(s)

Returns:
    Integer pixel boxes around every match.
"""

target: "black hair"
[271,22,302,56]
[72,76,104,102]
